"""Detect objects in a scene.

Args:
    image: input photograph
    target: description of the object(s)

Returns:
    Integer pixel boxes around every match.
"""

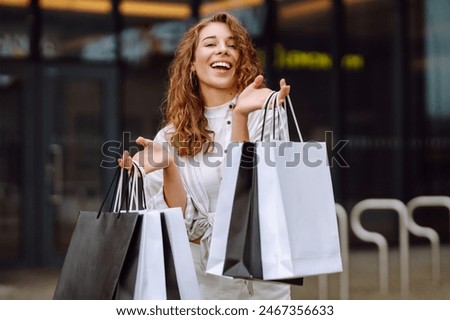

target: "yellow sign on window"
[272,43,365,71]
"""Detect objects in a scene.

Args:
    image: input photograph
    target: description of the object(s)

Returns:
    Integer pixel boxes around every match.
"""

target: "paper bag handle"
[260,92,304,143]
[259,91,278,141]
[128,161,146,211]
[115,161,146,212]
[279,94,304,143]
[97,166,134,218]
[97,162,146,218]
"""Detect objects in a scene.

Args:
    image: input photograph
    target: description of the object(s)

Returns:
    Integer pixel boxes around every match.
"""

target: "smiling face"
[192,22,240,102]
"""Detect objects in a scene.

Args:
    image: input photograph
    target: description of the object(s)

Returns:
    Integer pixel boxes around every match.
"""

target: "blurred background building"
[0,0,449,299]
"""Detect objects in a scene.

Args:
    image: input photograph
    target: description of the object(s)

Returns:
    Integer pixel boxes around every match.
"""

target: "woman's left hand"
[234,75,291,116]
[132,136,172,174]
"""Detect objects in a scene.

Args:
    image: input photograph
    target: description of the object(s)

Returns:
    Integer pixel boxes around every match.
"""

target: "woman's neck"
[201,87,237,107]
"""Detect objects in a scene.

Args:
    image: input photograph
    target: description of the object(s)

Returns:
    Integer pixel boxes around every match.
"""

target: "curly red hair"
[164,12,263,156]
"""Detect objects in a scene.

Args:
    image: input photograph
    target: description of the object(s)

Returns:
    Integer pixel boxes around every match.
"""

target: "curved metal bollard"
[406,195,450,285]
[317,203,350,300]
[350,199,409,296]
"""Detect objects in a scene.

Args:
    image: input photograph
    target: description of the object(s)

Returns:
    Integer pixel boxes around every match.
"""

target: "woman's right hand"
[118,136,172,174]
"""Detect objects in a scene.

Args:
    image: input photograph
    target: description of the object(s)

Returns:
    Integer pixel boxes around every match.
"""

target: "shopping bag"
[257,95,342,279]
[206,92,277,280]
[207,92,281,278]
[132,210,166,299]
[119,162,200,300]
[53,167,142,299]
[206,141,242,276]
[207,92,341,281]
[221,141,263,279]
[130,161,200,300]
[221,142,304,285]
[257,141,342,279]
[115,164,146,300]
[133,208,201,300]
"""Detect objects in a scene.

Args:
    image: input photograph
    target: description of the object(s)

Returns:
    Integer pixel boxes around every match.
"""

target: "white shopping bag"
[133,210,167,299]
[134,208,201,300]
[257,141,342,279]
[130,163,201,300]
[161,207,202,300]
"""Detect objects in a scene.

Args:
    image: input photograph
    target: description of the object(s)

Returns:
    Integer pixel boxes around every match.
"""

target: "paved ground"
[293,245,450,300]
[1,245,449,300]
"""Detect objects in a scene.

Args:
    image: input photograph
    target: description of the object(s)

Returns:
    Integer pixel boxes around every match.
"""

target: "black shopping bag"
[222,142,303,286]
[53,211,141,299]
[53,168,142,300]
[222,142,262,279]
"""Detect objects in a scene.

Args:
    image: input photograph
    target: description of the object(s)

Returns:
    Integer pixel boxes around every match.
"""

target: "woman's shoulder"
[154,124,174,143]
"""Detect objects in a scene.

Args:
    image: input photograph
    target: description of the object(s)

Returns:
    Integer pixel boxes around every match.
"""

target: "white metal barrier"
[350,199,410,296]
[406,195,450,285]
[317,203,350,300]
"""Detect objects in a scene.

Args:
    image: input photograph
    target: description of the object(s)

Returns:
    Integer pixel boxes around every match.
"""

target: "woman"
[120,12,291,299]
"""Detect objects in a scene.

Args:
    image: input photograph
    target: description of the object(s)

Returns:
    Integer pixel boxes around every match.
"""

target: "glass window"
[342,0,397,201]
[120,1,192,142]
[424,0,450,119]
[276,0,333,140]
[0,1,30,59]
[120,0,192,63]
[408,0,450,197]
[200,0,266,38]
[41,67,108,255]
[0,73,23,260]
[41,0,115,61]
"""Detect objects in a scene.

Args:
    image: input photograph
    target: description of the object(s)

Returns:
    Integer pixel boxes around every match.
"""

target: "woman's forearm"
[231,109,250,142]
[162,159,187,213]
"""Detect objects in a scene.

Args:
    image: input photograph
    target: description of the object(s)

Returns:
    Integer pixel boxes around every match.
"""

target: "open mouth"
[211,61,232,70]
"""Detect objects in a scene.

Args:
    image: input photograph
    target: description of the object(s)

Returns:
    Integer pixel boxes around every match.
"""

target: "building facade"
[1,0,449,267]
